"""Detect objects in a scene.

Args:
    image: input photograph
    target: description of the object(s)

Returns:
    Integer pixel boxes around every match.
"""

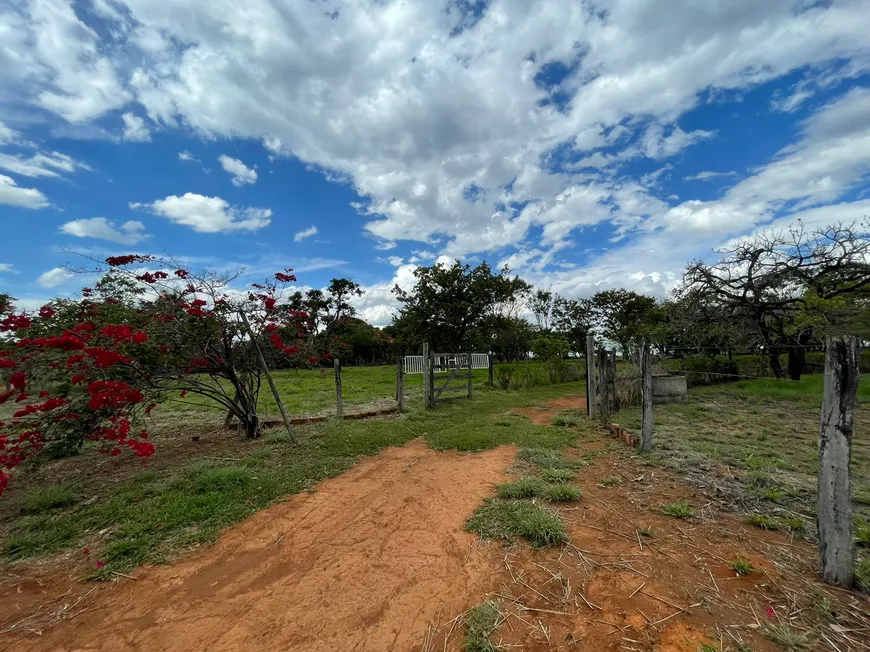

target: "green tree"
[588,289,661,361]
[552,297,592,357]
[392,260,530,352]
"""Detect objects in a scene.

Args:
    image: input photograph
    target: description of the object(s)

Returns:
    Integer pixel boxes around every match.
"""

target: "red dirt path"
[1,440,515,652]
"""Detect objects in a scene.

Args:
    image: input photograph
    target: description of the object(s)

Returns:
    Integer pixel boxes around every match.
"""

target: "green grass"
[1,380,591,575]
[24,485,80,513]
[745,514,778,530]
[498,477,548,499]
[856,517,870,547]
[497,477,580,502]
[551,411,581,427]
[542,483,581,502]
[761,624,810,651]
[463,601,501,652]
[614,374,870,535]
[516,447,583,470]
[599,475,622,487]
[540,468,575,483]
[466,499,569,547]
[661,501,695,519]
[729,558,754,576]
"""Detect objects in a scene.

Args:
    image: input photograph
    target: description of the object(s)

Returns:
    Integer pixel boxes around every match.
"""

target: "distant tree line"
[385,220,869,381]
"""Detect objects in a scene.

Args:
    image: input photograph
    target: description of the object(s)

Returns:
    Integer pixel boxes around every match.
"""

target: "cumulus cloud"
[37,267,74,288]
[218,155,257,187]
[131,193,272,233]
[121,112,151,141]
[0,174,49,209]
[293,225,318,242]
[60,217,150,245]
[3,0,870,306]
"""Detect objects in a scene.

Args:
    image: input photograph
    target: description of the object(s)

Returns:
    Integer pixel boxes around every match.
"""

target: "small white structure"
[404,353,489,374]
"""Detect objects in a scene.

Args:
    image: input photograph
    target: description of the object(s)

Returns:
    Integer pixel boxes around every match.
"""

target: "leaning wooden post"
[334,357,343,419]
[467,352,473,398]
[396,357,405,413]
[586,334,597,418]
[422,342,431,408]
[817,335,859,587]
[488,354,494,387]
[237,310,295,443]
[641,341,653,452]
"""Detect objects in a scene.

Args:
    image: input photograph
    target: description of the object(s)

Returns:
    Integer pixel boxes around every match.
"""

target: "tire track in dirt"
[1,439,516,652]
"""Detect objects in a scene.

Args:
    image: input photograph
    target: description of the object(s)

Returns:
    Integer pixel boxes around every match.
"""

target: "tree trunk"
[787,346,805,381]
[817,335,859,587]
[242,412,262,439]
[768,350,785,378]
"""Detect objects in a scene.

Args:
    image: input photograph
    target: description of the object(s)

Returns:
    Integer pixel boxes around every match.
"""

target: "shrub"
[681,355,740,386]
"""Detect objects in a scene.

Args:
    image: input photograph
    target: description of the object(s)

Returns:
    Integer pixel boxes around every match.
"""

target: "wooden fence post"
[467,353,473,398]
[641,341,653,452]
[334,358,343,419]
[488,354,494,387]
[396,357,405,413]
[237,310,295,443]
[598,347,611,425]
[422,342,430,408]
[818,335,859,587]
[586,334,597,419]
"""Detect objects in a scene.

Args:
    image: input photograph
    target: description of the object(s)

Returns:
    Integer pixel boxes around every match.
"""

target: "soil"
[513,395,588,425]
[2,396,869,652]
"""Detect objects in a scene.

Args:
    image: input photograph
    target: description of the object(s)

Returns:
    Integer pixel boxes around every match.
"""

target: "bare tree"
[681,220,870,379]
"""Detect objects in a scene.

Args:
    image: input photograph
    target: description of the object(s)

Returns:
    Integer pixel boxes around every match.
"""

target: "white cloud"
[7,0,130,122]
[131,193,272,233]
[0,263,15,273]
[178,150,199,162]
[0,150,87,178]
[3,0,870,300]
[121,112,151,142]
[37,267,74,288]
[293,225,318,242]
[218,155,257,187]
[683,171,738,182]
[0,174,49,209]
[60,217,150,245]
[0,121,15,144]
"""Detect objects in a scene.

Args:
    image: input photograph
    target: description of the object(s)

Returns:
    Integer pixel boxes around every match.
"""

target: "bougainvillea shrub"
[0,256,329,495]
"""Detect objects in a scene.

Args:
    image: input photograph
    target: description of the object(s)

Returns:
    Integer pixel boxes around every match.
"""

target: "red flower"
[38,306,56,319]
[82,548,89,555]
[9,372,27,390]
[0,359,15,369]
[95,561,104,570]
[766,606,776,619]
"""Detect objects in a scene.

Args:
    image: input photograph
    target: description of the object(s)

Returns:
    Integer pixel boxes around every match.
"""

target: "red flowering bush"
[0,259,327,496]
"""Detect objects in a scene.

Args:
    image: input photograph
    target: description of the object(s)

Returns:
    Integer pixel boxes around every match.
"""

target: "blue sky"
[1,0,870,324]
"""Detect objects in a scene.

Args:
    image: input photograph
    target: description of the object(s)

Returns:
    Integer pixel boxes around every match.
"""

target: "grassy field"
[0,381,590,577]
[616,374,870,532]
[152,362,569,421]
